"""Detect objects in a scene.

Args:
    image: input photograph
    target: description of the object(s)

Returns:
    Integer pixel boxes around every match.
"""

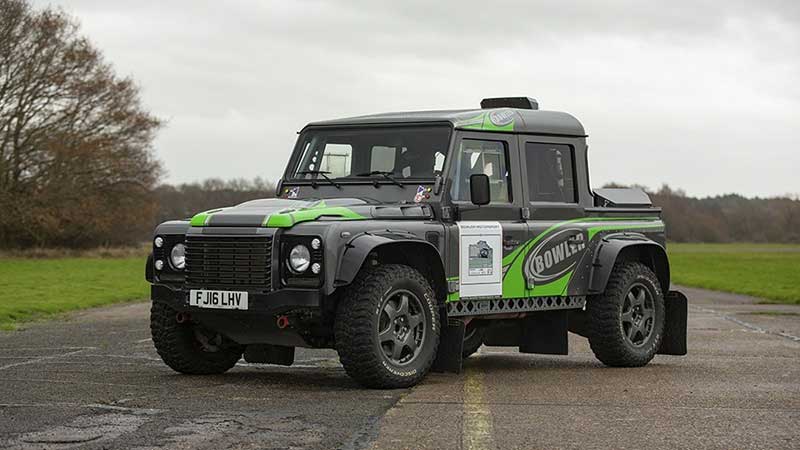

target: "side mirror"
[469,174,491,206]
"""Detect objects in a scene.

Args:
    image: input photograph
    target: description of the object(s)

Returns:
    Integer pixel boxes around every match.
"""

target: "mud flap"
[658,290,688,355]
[244,344,295,366]
[431,319,465,374]
[519,310,569,355]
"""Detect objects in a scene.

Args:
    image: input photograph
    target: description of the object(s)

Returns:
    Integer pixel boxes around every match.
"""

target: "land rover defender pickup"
[146,97,687,388]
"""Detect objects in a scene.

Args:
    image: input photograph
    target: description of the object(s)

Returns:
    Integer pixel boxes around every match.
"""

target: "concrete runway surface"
[0,286,798,449]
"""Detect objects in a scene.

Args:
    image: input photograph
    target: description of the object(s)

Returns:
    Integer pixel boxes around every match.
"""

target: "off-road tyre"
[462,321,486,358]
[150,302,244,375]
[587,261,665,367]
[335,264,440,389]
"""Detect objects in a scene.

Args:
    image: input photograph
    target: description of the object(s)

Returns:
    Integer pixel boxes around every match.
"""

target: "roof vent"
[480,97,539,110]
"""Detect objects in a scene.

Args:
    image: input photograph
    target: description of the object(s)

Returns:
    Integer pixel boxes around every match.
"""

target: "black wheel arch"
[333,232,447,303]
[589,238,670,294]
[145,252,154,283]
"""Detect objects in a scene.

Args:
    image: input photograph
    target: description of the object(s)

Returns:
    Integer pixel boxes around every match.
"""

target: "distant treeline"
[154,178,276,225]
[612,184,800,243]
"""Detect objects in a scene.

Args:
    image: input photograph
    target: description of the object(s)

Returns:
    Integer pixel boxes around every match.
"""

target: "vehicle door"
[448,131,527,300]
[513,136,587,297]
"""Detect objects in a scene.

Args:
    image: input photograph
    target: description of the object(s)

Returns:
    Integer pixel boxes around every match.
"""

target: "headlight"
[170,243,186,270]
[288,244,311,273]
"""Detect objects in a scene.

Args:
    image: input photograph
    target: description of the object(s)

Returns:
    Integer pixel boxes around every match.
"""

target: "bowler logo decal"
[488,109,514,127]
[287,187,300,199]
[524,228,587,285]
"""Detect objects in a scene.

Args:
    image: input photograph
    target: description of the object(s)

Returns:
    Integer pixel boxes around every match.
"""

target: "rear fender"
[589,237,670,294]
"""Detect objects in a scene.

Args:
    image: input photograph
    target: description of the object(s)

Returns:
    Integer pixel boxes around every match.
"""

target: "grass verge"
[0,257,148,330]
[668,243,800,305]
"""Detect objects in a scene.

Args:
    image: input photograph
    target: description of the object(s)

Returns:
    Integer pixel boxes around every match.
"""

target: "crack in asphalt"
[0,348,95,371]
[690,305,800,342]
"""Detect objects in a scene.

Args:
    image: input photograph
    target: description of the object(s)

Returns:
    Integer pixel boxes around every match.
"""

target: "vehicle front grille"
[185,235,273,290]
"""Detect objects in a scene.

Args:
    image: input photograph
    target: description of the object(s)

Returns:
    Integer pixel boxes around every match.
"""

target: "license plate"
[189,290,249,310]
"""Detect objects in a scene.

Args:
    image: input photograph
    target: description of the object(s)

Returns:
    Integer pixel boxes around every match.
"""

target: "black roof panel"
[305,108,586,137]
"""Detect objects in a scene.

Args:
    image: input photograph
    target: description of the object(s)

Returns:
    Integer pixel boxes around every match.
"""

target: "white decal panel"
[457,221,502,298]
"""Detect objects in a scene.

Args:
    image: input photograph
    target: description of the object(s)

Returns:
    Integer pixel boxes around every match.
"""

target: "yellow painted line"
[462,364,495,450]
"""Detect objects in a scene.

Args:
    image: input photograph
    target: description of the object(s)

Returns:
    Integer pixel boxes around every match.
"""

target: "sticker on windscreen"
[287,186,300,199]
[414,185,426,203]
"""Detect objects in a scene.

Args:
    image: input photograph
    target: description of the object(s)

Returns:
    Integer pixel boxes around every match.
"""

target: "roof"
[305,108,586,137]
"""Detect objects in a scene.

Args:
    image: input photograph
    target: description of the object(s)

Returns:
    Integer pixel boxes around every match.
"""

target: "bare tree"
[0,0,162,247]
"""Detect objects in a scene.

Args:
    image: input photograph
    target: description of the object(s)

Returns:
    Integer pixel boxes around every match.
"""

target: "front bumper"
[151,284,323,346]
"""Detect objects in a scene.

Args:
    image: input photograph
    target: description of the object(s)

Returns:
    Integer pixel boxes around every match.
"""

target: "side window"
[525,142,576,203]
[317,144,352,178]
[450,139,512,203]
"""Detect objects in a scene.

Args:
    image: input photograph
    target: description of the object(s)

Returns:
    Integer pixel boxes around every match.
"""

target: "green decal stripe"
[531,271,573,297]
[501,216,662,268]
[189,214,208,227]
[265,206,365,228]
[501,217,588,267]
[497,217,663,299]
[586,223,665,240]
[447,291,460,302]
[189,208,225,226]
[458,111,515,132]
[482,113,514,131]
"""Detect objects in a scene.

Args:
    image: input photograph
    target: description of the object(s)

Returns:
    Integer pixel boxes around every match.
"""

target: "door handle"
[503,237,519,251]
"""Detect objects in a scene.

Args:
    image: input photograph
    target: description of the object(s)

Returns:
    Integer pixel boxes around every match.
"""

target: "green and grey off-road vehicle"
[146,97,687,388]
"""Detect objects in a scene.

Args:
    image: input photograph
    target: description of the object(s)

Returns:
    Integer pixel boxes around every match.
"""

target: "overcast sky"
[33,0,800,197]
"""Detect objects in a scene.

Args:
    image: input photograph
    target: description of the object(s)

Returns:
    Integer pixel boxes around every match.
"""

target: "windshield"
[290,126,451,181]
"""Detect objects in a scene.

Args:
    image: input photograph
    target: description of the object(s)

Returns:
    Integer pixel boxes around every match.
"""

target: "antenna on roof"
[480,97,539,110]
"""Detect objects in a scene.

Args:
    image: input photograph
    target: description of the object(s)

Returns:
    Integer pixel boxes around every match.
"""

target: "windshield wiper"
[296,170,341,189]
[354,171,405,188]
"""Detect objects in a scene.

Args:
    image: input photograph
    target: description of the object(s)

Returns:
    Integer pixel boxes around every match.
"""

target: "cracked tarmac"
[0,285,798,449]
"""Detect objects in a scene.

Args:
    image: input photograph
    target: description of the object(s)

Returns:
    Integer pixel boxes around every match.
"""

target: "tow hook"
[175,311,191,324]
[276,315,290,329]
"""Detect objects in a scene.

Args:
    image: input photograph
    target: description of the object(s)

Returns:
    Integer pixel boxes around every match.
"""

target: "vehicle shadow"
[156,364,373,392]
[461,351,676,373]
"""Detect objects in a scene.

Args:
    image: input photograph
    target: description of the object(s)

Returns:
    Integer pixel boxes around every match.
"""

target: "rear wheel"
[462,321,486,358]
[335,264,440,389]
[150,302,244,374]
[587,261,664,367]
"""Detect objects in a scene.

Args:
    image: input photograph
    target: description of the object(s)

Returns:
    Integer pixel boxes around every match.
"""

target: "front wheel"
[335,264,440,389]
[587,261,665,367]
[150,302,244,375]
